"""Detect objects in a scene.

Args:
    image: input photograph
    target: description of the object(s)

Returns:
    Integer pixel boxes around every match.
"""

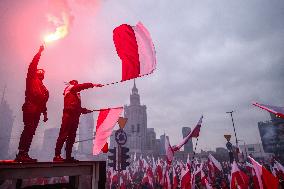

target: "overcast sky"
[0,0,283,154]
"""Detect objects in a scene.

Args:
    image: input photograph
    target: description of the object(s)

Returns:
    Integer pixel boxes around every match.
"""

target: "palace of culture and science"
[110,81,193,157]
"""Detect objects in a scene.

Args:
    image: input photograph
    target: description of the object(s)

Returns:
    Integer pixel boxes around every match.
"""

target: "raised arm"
[27,45,44,78]
[71,83,104,93]
[70,83,94,93]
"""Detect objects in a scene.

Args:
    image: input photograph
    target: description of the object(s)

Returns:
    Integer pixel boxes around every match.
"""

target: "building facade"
[41,128,60,161]
[145,128,156,154]
[182,127,193,153]
[0,90,14,160]
[120,81,147,154]
[238,143,273,161]
[78,113,94,155]
[258,113,284,160]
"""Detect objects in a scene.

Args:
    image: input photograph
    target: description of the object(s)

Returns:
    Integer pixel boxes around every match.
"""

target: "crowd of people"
[106,154,284,189]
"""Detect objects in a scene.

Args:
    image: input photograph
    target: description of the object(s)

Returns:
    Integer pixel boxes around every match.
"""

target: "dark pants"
[55,111,80,158]
[18,111,41,153]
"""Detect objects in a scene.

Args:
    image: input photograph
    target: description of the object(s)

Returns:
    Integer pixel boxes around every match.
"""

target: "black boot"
[65,156,79,163]
[14,152,37,163]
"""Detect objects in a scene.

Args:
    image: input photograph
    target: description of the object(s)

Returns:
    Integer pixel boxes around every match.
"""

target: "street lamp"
[226,111,239,148]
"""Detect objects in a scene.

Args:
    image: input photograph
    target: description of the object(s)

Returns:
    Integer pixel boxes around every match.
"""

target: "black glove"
[81,108,93,114]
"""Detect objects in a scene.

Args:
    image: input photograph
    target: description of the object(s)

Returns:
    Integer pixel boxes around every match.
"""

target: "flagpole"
[74,137,95,143]
[192,136,199,167]
[101,71,155,87]
[91,107,123,112]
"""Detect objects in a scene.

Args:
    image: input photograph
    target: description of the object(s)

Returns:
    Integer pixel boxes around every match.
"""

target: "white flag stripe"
[93,107,123,155]
[208,154,223,171]
[133,22,156,76]
[248,156,264,189]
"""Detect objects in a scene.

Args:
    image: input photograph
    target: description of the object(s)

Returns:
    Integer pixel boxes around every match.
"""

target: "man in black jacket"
[15,45,49,162]
[53,80,103,162]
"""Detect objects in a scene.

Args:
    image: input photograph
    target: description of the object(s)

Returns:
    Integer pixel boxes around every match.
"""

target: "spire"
[130,79,140,105]
[132,79,138,94]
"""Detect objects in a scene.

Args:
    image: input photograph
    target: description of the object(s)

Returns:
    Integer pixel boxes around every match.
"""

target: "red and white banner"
[208,154,222,172]
[93,107,123,155]
[181,166,191,189]
[113,22,156,81]
[253,102,284,119]
[174,116,203,151]
[230,161,249,189]
[248,156,279,189]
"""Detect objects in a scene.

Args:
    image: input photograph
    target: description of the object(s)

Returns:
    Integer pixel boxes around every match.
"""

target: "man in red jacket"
[53,80,103,162]
[15,45,49,162]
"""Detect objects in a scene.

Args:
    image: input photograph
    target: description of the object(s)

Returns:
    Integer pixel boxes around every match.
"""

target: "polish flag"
[93,107,123,155]
[181,166,191,189]
[248,156,279,189]
[208,154,223,172]
[253,102,284,119]
[113,22,156,81]
[230,161,249,189]
[174,116,203,151]
[245,162,260,189]
[201,170,212,189]
[208,160,216,183]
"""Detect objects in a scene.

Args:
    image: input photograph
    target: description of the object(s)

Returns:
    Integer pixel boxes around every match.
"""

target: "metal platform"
[0,161,106,189]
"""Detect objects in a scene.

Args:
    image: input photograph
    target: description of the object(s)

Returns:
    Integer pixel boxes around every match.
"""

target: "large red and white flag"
[174,116,203,151]
[113,22,156,82]
[253,102,284,119]
[208,154,222,172]
[248,156,279,189]
[230,161,249,189]
[93,107,123,155]
[181,166,191,189]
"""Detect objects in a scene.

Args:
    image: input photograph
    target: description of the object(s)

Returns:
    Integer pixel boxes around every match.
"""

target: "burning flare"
[44,13,70,43]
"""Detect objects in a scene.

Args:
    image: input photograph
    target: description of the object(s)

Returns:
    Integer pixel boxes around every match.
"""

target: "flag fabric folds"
[248,156,279,189]
[93,107,123,155]
[174,116,203,151]
[230,161,249,189]
[181,166,191,189]
[113,22,156,81]
[253,102,284,119]
[208,154,223,172]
